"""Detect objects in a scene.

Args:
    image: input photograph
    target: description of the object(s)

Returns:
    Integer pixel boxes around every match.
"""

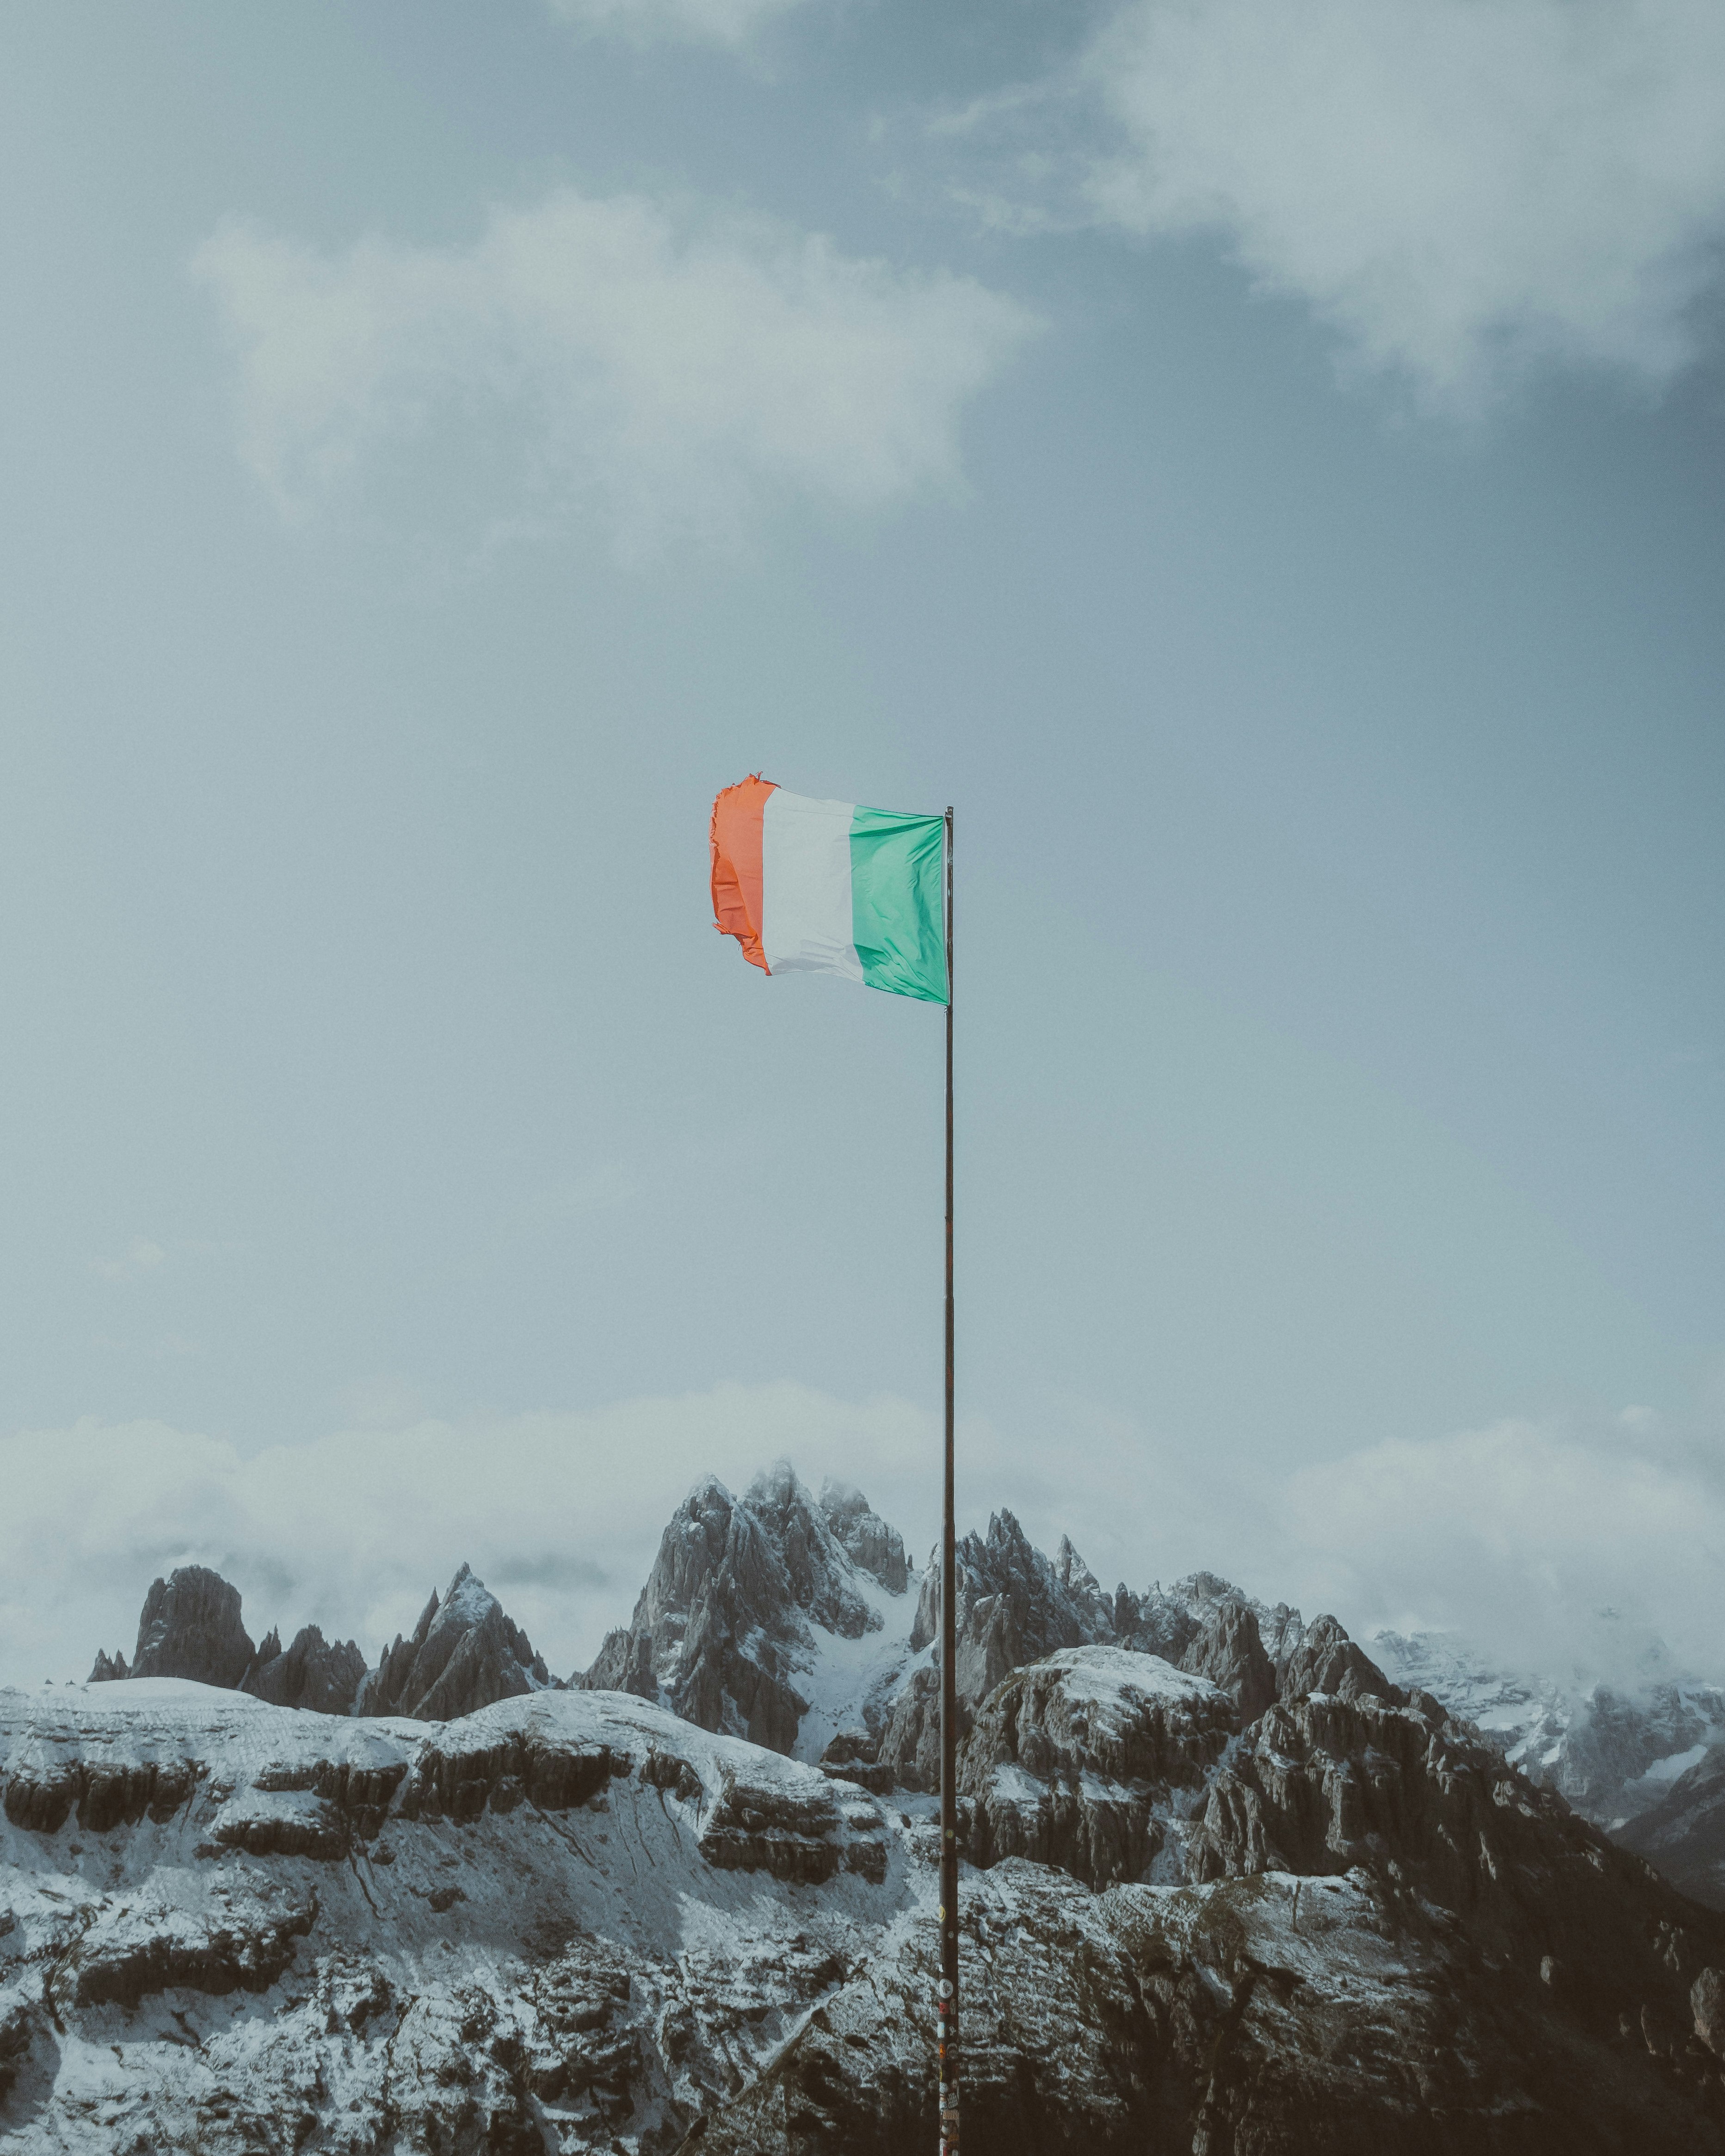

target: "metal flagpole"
[938,805,960,2156]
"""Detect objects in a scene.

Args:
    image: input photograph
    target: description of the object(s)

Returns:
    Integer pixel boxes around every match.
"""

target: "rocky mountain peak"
[880,1521,1387,1790]
[123,1564,255,1689]
[579,1463,914,1757]
[909,1506,1114,1692]
[1370,1624,1725,1871]
[241,1624,367,1716]
[1053,1534,1103,1601]
[1275,1611,1392,1702]
[1618,1742,1725,1910]
[86,1567,366,1715]
[958,1646,1238,1887]
[353,1564,553,1722]
[1178,1597,1279,1717]
[7,1643,1725,2150]
[817,1476,909,1594]
[742,1462,882,1639]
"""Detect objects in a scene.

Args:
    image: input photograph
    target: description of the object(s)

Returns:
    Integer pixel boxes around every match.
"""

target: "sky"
[3,0,1725,1693]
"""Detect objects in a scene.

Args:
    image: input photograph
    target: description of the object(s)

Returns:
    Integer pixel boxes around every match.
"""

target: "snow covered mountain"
[1620,1743,1725,1911]
[88,1561,551,1726]
[589,1471,1725,1917]
[876,1509,1388,1790]
[61,1468,1725,1933]
[6,1627,1724,2151]
[578,1463,917,1764]
[1370,1626,1725,1837]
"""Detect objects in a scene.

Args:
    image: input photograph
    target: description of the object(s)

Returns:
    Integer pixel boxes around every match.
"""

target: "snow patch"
[790,1568,918,1765]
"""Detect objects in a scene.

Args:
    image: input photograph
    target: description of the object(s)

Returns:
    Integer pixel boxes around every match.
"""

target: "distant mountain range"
[80,1459,1725,1912]
[10,1460,1715,2150]
[1371,1626,1725,1832]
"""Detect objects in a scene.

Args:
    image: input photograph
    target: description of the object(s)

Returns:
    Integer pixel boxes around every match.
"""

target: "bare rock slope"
[1619,1744,1725,1911]
[91,1561,543,1726]
[879,1517,1312,1790]
[242,1625,368,1716]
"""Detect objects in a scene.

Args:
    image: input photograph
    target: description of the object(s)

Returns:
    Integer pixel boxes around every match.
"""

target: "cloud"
[89,1237,167,1283]
[1088,0,1725,404]
[943,0,1725,407]
[0,1386,946,1689]
[8,1386,1719,1705]
[191,189,1036,553]
[1279,1411,1725,1683]
[543,0,806,46]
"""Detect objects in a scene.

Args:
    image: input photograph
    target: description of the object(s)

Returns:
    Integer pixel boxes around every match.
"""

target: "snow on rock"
[881,1536,1326,1791]
[579,1464,916,1766]
[4,1639,1725,2149]
[907,1508,1113,1701]
[816,1478,910,1594]
[792,1568,920,1774]
[1371,1626,1725,1841]
[957,1647,1235,1888]
[0,1680,909,2150]
[676,1818,1725,2155]
[1618,1743,1725,1912]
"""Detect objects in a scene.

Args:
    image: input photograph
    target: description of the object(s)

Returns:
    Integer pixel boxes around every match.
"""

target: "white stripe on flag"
[762,791,862,981]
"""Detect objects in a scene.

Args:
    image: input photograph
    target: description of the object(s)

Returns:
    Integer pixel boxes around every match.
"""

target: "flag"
[710,776,948,1003]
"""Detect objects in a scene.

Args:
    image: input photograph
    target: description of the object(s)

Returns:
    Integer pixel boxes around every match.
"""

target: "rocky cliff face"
[0,1683,897,2148]
[907,1511,1112,1701]
[579,1465,914,1760]
[352,1564,554,1721]
[818,1480,910,1594]
[90,1565,256,1690]
[685,1848,1725,2156]
[881,1536,1333,1791]
[1619,1744,1725,1911]
[903,1512,1309,1715]
[957,1646,1235,1888]
[591,1473,1719,1935]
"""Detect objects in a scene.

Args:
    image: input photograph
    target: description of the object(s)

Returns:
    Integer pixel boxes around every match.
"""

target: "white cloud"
[544,0,806,46]
[0,1386,946,1688]
[89,1237,167,1283]
[191,189,1035,553]
[1279,1411,1725,1683]
[9,1387,1719,1705]
[1042,0,1725,406]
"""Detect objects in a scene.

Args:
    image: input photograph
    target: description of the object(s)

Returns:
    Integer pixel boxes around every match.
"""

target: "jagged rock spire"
[129,1565,256,1689]
[579,1463,912,1757]
[241,1625,367,1715]
[353,1563,553,1722]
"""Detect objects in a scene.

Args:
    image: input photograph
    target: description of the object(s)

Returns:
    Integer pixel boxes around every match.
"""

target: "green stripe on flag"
[849,807,948,1002]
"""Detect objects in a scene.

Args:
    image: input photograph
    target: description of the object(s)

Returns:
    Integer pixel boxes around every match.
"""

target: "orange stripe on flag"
[710,774,775,974]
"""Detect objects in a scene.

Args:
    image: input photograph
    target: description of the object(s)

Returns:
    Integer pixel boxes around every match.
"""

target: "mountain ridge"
[70,1466,1725,1908]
